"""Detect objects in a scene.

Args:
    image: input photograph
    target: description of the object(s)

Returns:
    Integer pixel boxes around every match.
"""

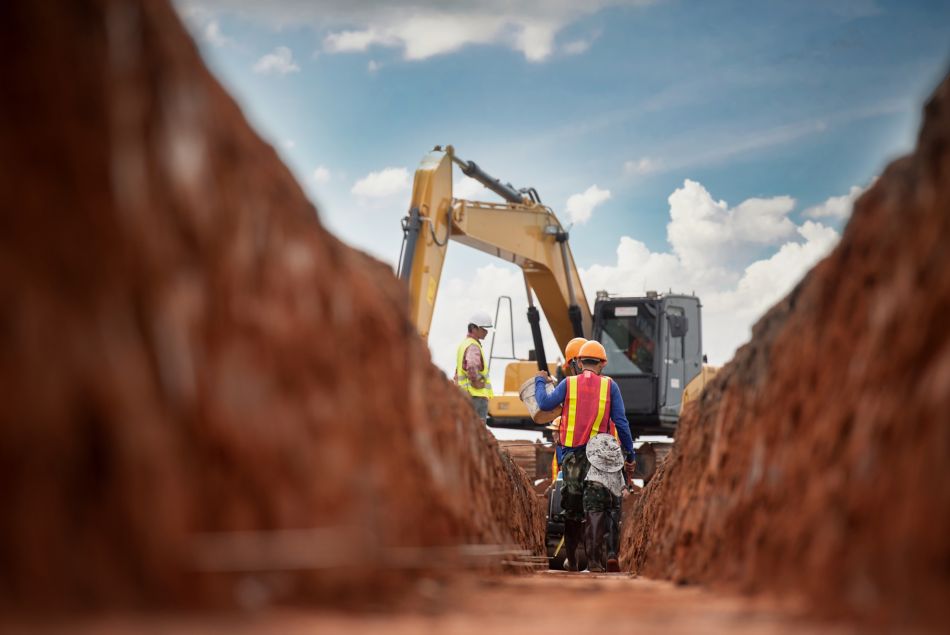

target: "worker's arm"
[535,375,567,411]
[608,380,636,461]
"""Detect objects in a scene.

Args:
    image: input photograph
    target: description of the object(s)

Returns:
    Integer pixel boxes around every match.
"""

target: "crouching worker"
[535,340,636,572]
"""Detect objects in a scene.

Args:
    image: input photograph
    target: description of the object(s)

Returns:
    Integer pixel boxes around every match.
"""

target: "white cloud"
[312,165,331,184]
[330,14,508,61]
[351,167,410,198]
[666,179,796,271]
[368,59,380,72]
[803,183,870,220]
[514,21,559,61]
[253,46,300,75]
[581,180,846,364]
[283,139,296,149]
[203,20,231,47]
[563,38,592,55]
[454,175,490,200]
[324,28,386,53]
[185,1,657,62]
[562,29,600,55]
[565,185,611,225]
[717,220,840,321]
[623,157,660,175]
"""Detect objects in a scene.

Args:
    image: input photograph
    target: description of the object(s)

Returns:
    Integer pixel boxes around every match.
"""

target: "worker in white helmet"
[455,311,494,421]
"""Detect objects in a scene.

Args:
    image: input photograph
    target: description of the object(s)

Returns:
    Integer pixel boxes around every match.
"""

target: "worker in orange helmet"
[542,338,588,423]
[535,340,636,572]
[547,336,587,569]
[562,337,587,376]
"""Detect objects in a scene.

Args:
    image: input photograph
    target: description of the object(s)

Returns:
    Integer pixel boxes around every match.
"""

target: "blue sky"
[178,0,948,381]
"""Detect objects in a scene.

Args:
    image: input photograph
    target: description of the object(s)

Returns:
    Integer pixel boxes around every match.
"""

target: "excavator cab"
[591,293,704,437]
[486,292,705,439]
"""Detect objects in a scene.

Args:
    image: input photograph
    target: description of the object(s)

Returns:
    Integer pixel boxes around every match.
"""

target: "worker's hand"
[624,460,637,485]
[536,370,549,379]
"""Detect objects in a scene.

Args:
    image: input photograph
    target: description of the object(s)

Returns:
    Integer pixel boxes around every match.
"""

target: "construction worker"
[560,336,624,565]
[455,311,494,422]
[547,336,587,568]
[535,340,636,572]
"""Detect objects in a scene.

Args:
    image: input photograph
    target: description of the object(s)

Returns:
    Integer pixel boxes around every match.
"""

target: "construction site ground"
[9,572,847,635]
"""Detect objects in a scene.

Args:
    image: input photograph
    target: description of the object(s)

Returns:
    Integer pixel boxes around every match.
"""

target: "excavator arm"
[398,146,592,367]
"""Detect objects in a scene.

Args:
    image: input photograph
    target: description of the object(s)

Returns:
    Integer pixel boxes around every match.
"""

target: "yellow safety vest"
[455,337,493,398]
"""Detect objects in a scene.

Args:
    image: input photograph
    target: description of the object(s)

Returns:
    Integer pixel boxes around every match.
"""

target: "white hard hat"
[469,311,493,328]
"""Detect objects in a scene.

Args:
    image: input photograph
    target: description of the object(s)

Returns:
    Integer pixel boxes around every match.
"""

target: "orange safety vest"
[560,370,613,448]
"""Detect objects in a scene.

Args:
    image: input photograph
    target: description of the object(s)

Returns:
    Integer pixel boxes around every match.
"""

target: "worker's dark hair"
[580,357,603,366]
[467,323,478,333]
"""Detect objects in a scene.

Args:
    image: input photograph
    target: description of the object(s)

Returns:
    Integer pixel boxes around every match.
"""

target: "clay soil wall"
[0,0,543,611]
[621,74,950,629]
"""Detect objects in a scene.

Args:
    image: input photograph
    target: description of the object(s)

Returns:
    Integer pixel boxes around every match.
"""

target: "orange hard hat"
[562,337,587,372]
[578,340,608,363]
[564,337,587,361]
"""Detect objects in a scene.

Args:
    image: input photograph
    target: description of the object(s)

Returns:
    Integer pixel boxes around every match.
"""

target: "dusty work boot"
[606,508,621,572]
[563,518,583,571]
[584,511,607,572]
[573,520,589,571]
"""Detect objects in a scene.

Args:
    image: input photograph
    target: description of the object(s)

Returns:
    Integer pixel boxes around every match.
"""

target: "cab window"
[599,303,656,374]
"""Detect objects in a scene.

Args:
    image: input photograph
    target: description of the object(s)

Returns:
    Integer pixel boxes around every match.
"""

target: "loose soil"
[6,572,851,635]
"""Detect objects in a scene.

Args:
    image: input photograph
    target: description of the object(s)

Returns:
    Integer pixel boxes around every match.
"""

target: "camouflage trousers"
[560,449,622,521]
[584,481,620,513]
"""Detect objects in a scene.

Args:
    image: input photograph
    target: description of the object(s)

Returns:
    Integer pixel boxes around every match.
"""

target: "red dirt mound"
[621,72,950,630]
[0,0,543,611]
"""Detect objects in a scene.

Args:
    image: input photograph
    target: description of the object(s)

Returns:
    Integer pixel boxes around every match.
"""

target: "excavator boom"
[399,146,591,365]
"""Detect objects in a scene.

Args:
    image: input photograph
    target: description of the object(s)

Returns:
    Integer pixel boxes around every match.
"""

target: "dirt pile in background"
[0,0,543,611]
[499,441,555,482]
[621,72,950,629]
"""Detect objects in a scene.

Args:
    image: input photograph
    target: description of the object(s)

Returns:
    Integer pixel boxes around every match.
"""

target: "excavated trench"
[2,1,948,632]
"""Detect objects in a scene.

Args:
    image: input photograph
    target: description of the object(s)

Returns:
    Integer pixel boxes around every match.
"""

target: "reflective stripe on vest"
[455,337,493,398]
[560,371,611,447]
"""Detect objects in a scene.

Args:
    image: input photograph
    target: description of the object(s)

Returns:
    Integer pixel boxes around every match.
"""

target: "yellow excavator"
[398,145,716,439]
